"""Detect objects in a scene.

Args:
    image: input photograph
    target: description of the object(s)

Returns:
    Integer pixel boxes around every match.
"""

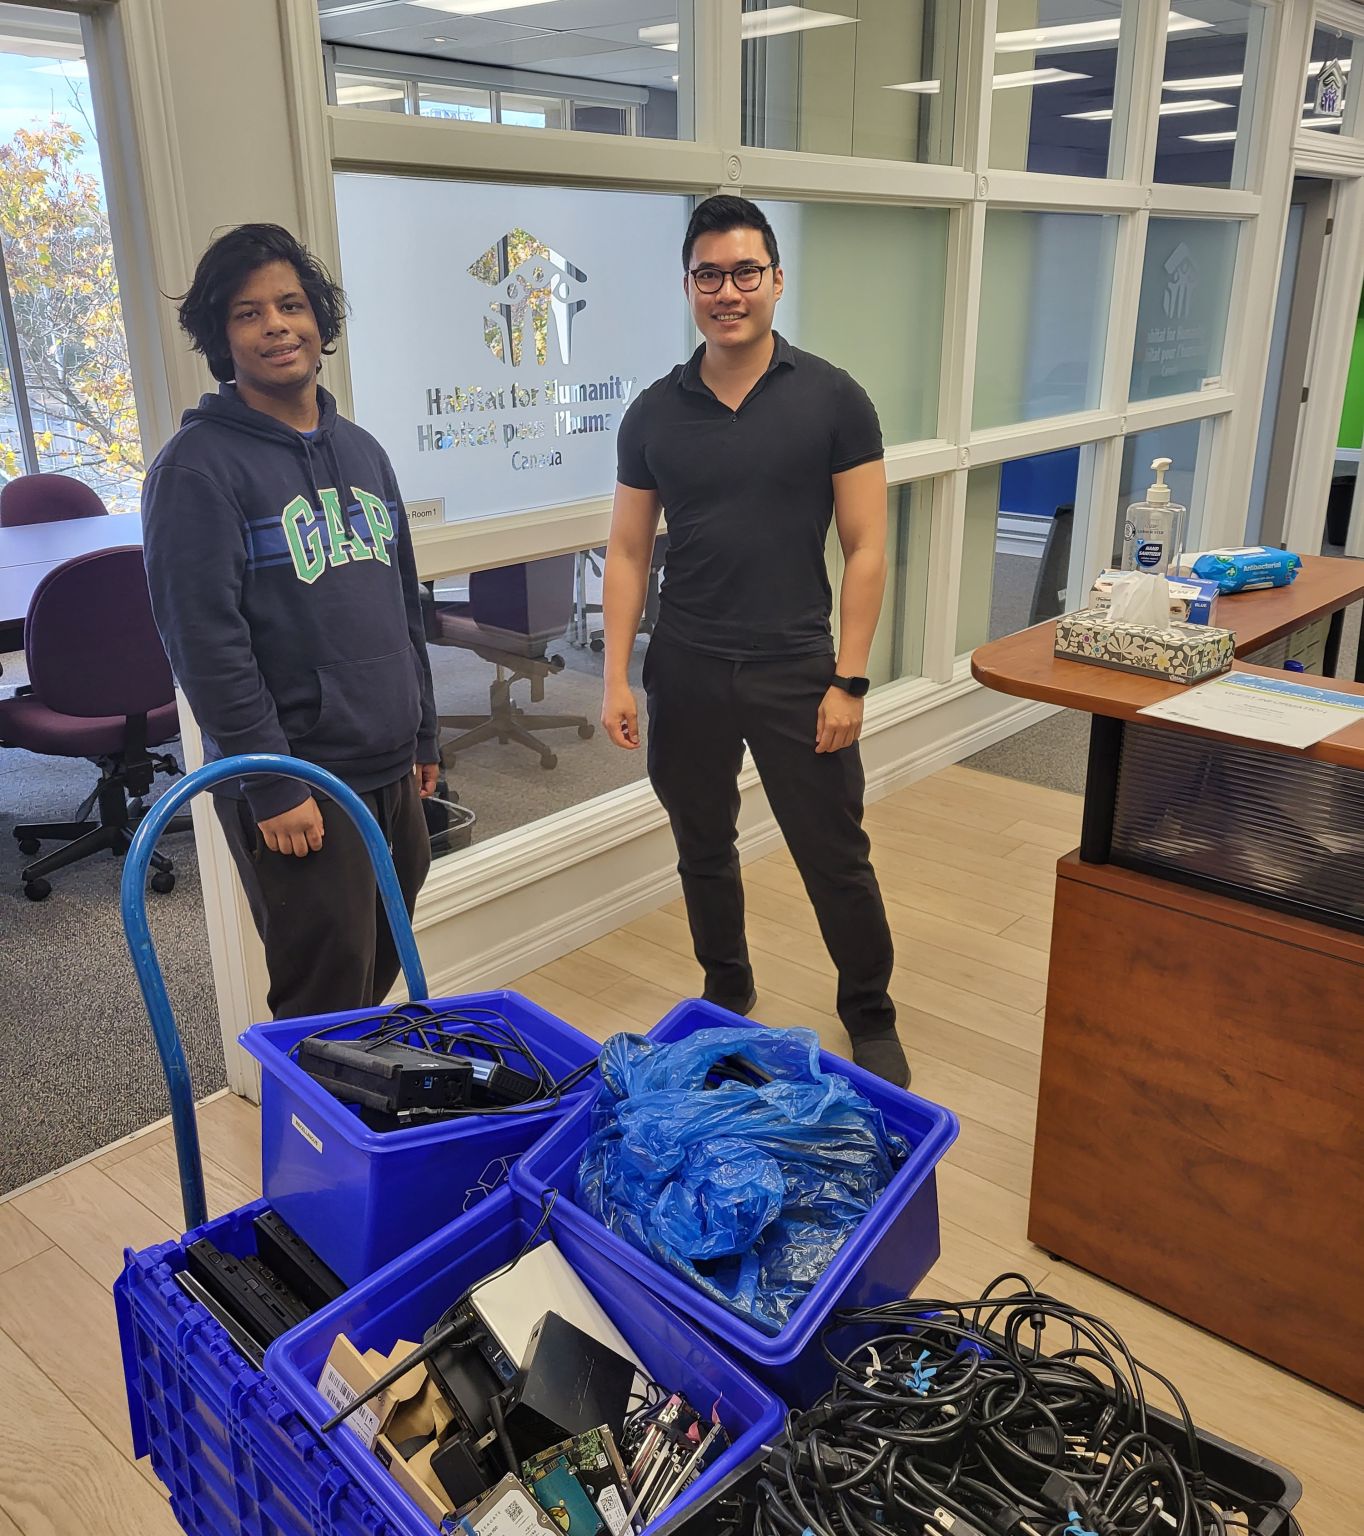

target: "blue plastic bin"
[508,1000,960,1407]
[267,1185,785,1536]
[114,1199,401,1536]
[240,990,600,1284]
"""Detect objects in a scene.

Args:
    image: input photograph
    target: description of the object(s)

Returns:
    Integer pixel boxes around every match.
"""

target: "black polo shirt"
[615,333,883,659]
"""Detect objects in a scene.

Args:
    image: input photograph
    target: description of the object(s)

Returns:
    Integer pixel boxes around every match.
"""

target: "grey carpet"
[1,646,223,1194]
[0,630,651,1191]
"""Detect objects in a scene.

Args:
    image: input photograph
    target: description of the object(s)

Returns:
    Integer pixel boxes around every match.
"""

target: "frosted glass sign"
[1130,217,1239,402]
[334,175,693,522]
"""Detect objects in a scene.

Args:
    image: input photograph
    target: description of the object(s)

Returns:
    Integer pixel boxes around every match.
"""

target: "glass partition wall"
[317,0,1289,868]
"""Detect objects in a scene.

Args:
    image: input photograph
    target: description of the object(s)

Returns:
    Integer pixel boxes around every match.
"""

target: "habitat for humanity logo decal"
[416,226,635,472]
[468,228,587,367]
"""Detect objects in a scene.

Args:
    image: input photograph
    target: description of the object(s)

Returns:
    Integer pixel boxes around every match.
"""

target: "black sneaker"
[851,1032,910,1089]
[702,988,758,1018]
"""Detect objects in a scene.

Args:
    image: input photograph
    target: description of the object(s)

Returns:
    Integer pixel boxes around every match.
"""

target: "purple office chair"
[0,471,108,527]
[424,553,594,770]
[0,546,188,900]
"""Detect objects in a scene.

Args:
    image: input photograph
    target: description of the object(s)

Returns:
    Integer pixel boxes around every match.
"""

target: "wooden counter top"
[970,555,1364,768]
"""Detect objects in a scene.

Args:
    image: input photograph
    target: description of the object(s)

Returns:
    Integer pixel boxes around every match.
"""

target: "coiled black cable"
[753,1277,1303,1536]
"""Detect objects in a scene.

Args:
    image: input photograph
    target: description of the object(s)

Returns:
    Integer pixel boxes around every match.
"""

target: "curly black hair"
[176,223,348,383]
[682,195,779,270]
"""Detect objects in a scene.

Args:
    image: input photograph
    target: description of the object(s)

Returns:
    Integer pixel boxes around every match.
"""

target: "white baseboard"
[423,693,1061,998]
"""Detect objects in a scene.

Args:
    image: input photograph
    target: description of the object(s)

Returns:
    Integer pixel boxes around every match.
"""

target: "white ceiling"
[317,0,683,90]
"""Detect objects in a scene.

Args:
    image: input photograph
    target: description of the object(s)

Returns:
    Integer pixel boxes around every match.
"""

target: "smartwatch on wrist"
[831,673,870,698]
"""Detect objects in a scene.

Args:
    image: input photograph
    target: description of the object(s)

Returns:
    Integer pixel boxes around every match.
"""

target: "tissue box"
[1055,608,1234,685]
[1089,570,1220,625]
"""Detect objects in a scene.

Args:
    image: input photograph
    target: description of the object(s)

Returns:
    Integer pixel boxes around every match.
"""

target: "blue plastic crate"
[508,1000,960,1407]
[239,990,600,1284]
[114,1200,400,1536]
[267,1185,786,1536]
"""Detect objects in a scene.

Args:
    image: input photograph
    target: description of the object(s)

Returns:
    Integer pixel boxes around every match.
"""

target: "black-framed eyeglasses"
[687,262,774,294]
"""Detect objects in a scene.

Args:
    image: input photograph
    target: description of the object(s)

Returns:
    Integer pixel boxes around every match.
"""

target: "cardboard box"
[1054,608,1235,685]
[318,1333,461,1526]
[1088,569,1221,625]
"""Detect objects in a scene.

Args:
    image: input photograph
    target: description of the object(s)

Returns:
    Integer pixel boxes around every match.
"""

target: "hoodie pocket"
[292,648,420,762]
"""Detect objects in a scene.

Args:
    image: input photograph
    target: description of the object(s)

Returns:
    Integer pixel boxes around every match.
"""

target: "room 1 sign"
[336,175,694,523]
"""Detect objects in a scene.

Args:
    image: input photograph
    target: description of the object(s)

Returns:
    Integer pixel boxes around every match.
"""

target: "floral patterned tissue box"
[1054,608,1234,685]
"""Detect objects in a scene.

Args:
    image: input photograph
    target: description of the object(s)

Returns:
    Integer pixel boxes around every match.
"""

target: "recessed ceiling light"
[995,11,1209,54]
[643,7,856,48]
[1163,73,1244,91]
[336,82,406,105]
[1066,98,1232,121]
[411,0,549,14]
[1182,130,1239,142]
[887,67,1088,94]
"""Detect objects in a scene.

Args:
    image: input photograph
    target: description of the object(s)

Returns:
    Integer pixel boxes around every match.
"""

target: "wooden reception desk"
[972,557,1364,1406]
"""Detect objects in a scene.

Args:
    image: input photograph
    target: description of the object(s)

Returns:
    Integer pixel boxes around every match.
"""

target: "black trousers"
[215,771,431,1021]
[644,636,895,1040]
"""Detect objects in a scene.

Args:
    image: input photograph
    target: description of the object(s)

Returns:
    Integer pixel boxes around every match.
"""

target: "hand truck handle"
[120,753,430,1231]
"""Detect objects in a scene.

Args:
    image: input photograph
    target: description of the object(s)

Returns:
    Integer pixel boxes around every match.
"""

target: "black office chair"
[425,554,594,771]
[578,534,668,653]
[1029,503,1075,626]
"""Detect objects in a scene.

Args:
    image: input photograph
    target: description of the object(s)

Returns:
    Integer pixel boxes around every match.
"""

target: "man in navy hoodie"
[143,224,439,1019]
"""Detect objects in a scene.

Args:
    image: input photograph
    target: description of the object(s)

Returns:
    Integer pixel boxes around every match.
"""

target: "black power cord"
[753,1277,1303,1536]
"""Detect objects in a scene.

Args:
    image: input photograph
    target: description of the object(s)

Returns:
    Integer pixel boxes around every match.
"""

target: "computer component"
[501,1313,636,1465]
[173,1269,266,1368]
[185,1239,310,1345]
[430,1432,493,1507]
[470,1241,645,1373]
[252,1210,346,1311]
[297,1036,540,1117]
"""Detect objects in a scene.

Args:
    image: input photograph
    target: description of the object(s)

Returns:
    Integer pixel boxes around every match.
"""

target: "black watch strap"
[831,673,870,698]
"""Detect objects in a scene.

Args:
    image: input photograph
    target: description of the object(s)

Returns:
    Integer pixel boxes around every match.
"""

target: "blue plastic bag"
[576,1027,907,1333]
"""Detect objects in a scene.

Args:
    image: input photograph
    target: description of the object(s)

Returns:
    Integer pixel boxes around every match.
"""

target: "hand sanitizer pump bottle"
[1121,457,1186,576]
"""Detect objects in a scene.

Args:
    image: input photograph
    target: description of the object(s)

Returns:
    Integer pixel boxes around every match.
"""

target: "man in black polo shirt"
[599,195,907,1087]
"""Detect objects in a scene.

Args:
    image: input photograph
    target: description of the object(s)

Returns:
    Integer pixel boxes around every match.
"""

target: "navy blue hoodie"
[143,384,437,822]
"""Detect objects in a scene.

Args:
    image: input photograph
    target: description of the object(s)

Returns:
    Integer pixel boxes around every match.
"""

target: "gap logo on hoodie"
[277,487,396,583]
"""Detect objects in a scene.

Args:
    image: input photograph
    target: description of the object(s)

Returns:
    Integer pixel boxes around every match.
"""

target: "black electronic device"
[185,1239,310,1346]
[173,1270,266,1368]
[424,1314,507,1439]
[297,1036,540,1117]
[252,1210,346,1312]
[430,1432,493,1507]
[501,1312,636,1466]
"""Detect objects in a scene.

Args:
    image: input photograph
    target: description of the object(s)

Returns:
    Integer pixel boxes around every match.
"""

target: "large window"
[989,0,1137,178]
[741,0,960,163]
[0,8,142,511]
[320,1,693,141]
[974,210,1118,430]
[958,447,1094,653]
[1129,216,1239,403]
[1153,0,1269,189]
[762,199,950,445]
[335,175,693,524]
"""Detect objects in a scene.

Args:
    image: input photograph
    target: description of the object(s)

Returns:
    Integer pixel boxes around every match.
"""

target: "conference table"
[0,511,143,629]
[971,555,1364,1406]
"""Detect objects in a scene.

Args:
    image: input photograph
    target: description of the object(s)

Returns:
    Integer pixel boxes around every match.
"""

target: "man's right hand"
[258,796,325,857]
[601,680,640,750]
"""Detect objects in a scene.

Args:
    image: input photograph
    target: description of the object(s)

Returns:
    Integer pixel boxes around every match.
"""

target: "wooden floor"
[0,766,1357,1533]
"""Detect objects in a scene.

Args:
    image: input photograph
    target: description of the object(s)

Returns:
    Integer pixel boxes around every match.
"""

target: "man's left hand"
[816,687,863,754]
[415,761,440,797]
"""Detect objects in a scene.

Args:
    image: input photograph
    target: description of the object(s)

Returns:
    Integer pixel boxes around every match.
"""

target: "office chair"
[425,554,594,771]
[1028,503,1075,626]
[575,535,668,652]
[0,546,189,900]
[0,471,108,527]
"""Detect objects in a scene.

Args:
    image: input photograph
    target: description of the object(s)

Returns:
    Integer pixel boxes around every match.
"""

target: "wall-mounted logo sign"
[469,230,588,368]
[1316,56,1346,118]
[1162,242,1198,321]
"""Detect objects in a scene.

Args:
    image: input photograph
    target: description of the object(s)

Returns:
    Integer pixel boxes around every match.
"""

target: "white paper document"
[1138,672,1364,749]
